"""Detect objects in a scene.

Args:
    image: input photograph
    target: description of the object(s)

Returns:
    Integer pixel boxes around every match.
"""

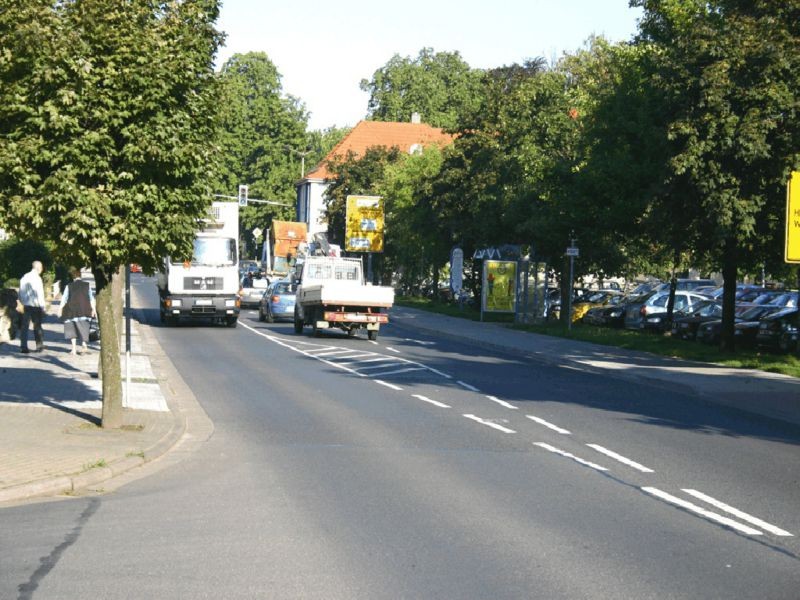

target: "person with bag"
[19,260,46,354]
[59,267,96,355]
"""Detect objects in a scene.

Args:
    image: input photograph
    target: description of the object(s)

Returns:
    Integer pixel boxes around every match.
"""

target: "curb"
[0,306,198,505]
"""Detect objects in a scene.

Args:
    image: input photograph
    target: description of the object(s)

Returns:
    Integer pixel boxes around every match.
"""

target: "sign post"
[450,247,464,308]
[565,234,579,331]
[786,171,800,264]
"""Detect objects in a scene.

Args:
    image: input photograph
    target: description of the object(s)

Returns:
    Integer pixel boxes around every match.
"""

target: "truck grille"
[183,277,223,290]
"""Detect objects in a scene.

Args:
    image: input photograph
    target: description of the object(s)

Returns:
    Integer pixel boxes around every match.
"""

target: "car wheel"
[266,308,274,323]
[778,333,794,353]
[258,308,266,322]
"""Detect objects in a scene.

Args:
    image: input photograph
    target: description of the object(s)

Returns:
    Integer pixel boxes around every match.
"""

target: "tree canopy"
[0,0,223,425]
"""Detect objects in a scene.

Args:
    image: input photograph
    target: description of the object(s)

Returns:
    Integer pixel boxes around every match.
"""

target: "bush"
[0,238,52,283]
[3,278,20,289]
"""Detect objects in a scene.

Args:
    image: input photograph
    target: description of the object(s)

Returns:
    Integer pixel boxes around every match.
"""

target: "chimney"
[411,112,421,124]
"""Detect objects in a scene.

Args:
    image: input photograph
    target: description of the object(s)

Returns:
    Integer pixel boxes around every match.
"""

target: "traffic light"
[238,184,248,207]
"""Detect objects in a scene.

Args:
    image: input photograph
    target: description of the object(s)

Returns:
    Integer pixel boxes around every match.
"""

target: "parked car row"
[578,280,799,353]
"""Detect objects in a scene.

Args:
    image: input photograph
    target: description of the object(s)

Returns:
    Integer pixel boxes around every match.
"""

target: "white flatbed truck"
[293,256,394,340]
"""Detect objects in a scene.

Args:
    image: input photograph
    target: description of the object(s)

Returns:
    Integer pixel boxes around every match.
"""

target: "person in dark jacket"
[59,267,96,355]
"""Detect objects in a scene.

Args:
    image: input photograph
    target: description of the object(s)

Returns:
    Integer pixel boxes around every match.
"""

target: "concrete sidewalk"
[390,306,800,427]
[0,301,188,505]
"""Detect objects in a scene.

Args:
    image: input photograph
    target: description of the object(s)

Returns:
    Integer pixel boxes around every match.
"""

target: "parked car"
[572,290,624,322]
[239,274,270,307]
[670,300,723,340]
[624,290,708,331]
[696,305,783,346]
[756,307,799,352]
[258,279,297,322]
[654,278,716,293]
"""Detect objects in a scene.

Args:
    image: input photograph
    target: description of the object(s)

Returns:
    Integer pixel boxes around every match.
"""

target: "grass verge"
[395,297,800,379]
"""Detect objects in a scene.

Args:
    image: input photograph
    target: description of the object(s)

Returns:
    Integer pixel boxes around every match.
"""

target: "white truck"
[293,256,394,340]
[157,201,241,327]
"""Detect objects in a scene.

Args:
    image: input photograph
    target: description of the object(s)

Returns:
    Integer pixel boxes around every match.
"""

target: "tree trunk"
[560,255,571,327]
[665,249,679,328]
[719,237,738,353]
[93,267,123,429]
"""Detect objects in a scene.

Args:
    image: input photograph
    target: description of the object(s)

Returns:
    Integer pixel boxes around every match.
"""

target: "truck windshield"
[173,238,236,266]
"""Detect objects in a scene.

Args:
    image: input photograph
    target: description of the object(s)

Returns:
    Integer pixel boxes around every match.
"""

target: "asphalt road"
[1,275,799,599]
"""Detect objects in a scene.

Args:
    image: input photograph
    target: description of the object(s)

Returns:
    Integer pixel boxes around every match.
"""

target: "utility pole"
[565,231,579,331]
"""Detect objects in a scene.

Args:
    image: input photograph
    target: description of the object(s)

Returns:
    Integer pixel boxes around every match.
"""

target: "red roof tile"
[305,120,454,180]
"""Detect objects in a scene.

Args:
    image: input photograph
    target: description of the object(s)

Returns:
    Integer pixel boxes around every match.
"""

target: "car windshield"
[274,283,297,295]
[586,292,609,303]
[175,237,236,266]
[740,305,773,320]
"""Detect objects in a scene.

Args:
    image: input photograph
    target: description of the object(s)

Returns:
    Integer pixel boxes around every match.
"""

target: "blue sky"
[216,1,642,131]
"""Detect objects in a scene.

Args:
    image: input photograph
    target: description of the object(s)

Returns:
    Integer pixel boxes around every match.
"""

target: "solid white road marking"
[586,444,654,473]
[526,415,571,435]
[682,489,793,537]
[403,338,435,346]
[375,380,403,391]
[486,395,518,410]
[641,487,763,536]
[412,394,451,408]
[534,442,607,471]
[463,414,516,433]
[387,347,401,353]
[368,367,427,377]
[457,381,480,392]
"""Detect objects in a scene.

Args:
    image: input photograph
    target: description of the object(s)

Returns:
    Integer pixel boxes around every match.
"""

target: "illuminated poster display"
[482,260,517,313]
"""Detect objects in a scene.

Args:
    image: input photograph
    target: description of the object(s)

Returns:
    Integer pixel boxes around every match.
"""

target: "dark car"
[756,307,799,352]
[697,305,783,346]
[258,280,297,322]
[624,290,708,331]
[670,300,723,340]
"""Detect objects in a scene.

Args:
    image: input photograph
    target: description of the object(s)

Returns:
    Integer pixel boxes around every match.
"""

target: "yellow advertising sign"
[787,171,800,264]
[346,195,384,253]
[482,260,517,313]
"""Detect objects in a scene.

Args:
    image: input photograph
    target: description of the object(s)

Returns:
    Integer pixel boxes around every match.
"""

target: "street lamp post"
[285,146,314,178]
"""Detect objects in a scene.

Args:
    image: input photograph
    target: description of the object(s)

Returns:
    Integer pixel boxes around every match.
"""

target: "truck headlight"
[167,299,182,308]
[225,299,236,307]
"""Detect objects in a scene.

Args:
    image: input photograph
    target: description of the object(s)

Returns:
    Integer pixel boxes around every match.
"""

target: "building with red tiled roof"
[296,116,454,235]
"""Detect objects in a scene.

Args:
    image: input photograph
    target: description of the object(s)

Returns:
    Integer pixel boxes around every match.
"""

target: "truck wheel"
[225,317,238,328]
[347,327,357,338]
[368,330,378,341]
[293,309,303,334]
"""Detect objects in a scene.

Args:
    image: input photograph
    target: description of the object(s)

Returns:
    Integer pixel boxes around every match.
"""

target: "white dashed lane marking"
[413,394,451,409]
[681,489,793,537]
[526,415,571,435]
[534,442,608,472]
[586,444,654,473]
[463,414,516,434]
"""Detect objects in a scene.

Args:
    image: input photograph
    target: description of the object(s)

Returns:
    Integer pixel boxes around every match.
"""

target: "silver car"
[624,290,708,330]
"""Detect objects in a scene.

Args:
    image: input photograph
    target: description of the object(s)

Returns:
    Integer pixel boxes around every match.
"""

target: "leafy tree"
[0,0,223,427]
[360,48,484,129]
[633,0,800,350]
[215,52,309,257]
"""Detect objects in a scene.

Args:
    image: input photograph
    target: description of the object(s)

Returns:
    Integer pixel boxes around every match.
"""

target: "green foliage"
[0,0,224,284]
[215,52,311,257]
[360,48,484,129]
[0,238,52,283]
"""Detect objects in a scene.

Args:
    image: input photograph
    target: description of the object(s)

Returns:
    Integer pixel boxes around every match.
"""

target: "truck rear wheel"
[225,317,238,328]
[293,308,303,334]
[368,330,378,341]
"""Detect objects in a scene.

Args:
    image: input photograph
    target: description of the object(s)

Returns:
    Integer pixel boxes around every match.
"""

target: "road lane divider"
[375,380,403,391]
[641,487,763,535]
[412,394,451,409]
[463,414,516,434]
[457,381,480,392]
[533,442,608,472]
[486,395,518,410]
[526,415,571,435]
[586,444,654,473]
[682,489,793,537]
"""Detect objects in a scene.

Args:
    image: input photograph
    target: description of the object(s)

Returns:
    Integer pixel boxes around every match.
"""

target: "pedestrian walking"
[59,267,96,355]
[18,260,46,353]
